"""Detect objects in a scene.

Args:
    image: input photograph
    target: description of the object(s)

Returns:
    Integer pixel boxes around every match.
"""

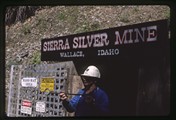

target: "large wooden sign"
[41,19,168,61]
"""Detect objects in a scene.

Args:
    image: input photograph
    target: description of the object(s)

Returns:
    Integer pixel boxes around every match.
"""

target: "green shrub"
[120,14,130,23]
[58,12,66,20]
[30,51,41,64]
[21,25,31,35]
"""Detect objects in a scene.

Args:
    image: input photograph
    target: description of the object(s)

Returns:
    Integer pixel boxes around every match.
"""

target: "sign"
[22,100,32,107]
[21,100,32,115]
[21,106,32,115]
[41,19,168,61]
[36,101,45,112]
[21,77,37,87]
[40,77,54,92]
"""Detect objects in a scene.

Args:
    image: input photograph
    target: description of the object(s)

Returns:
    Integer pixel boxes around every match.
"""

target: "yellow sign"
[40,77,55,92]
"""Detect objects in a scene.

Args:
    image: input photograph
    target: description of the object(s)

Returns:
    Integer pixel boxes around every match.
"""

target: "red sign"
[22,100,32,107]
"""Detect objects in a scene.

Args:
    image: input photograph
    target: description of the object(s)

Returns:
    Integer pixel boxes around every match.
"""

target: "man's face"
[81,76,95,86]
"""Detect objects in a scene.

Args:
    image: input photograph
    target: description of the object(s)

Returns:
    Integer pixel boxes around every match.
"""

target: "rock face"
[5,6,48,26]
[5,5,170,114]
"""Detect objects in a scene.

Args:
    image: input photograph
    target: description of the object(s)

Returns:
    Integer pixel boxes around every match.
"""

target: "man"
[59,65,109,116]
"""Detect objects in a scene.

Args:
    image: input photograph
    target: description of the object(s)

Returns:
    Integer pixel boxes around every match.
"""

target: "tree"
[5,6,41,26]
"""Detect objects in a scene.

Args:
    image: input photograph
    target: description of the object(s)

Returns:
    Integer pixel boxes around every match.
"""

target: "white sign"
[21,100,32,115]
[36,101,45,112]
[21,106,32,115]
[21,77,37,87]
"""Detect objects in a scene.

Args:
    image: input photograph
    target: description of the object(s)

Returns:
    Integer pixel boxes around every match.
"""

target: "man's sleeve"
[62,100,75,112]
[62,90,83,113]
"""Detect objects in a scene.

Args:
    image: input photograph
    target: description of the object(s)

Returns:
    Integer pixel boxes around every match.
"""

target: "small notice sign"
[22,100,32,107]
[36,101,45,112]
[40,77,55,92]
[21,106,32,115]
[21,100,32,115]
[21,77,37,87]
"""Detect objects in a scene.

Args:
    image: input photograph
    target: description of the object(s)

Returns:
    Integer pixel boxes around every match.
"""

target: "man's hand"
[59,92,68,101]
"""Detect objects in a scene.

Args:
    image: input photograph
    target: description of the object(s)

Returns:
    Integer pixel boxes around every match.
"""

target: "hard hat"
[81,65,100,78]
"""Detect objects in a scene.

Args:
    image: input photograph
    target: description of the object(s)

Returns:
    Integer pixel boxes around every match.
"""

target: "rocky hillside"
[5,5,170,112]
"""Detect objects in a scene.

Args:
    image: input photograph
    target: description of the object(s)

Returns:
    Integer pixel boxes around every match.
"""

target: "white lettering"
[79,36,87,48]
[58,40,64,50]
[65,39,70,49]
[53,40,58,51]
[114,30,128,45]
[147,26,157,42]
[101,33,109,46]
[128,29,133,44]
[73,33,109,49]
[93,34,101,47]
[134,27,146,43]
[73,37,79,49]
[43,42,48,52]
[87,35,94,47]
[98,49,119,56]
[43,39,70,52]
[49,41,54,51]
[60,51,84,58]
[115,26,157,45]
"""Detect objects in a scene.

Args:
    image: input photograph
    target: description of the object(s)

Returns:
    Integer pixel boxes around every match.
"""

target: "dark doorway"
[73,48,170,116]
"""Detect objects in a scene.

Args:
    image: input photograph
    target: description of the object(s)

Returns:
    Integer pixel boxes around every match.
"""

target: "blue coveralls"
[62,87,109,116]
